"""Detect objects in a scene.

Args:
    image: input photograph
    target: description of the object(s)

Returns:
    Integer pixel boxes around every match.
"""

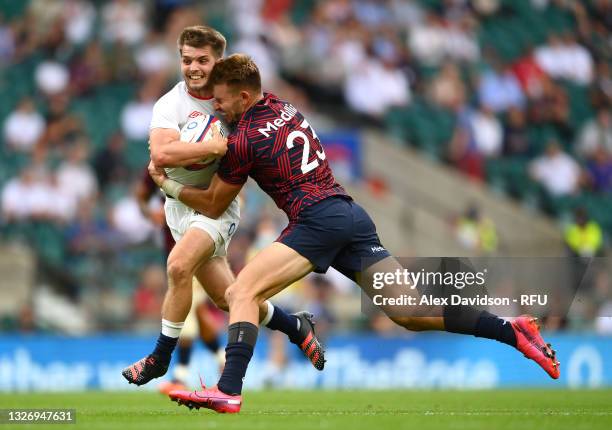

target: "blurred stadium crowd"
[0,0,611,335]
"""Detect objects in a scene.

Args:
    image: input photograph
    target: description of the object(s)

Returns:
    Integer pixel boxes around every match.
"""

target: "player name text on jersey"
[257,104,298,137]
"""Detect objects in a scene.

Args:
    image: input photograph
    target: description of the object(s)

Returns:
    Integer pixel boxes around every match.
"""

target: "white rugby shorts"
[164,196,240,258]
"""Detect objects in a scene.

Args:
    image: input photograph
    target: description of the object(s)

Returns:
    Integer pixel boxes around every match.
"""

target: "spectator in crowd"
[530,140,582,197]
[590,62,612,109]
[478,59,525,113]
[428,62,466,111]
[101,0,147,46]
[444,15,480,64]
[35,61,70,97]
[584,147,612,193]
[1,166,40,222]
[471,0,501,16]
[409,11,447,66]
[0,13,16,64]
[469,104,503,158]
[1,164,75,224]
[69,41,109,96]
[527,76,570,131]
[9,10,37,61]
[65,199,119,258]
[535,33,593,85]
[120,84,158,141]
[132,265,166,331]
[106,40,140,83]
[449,107,484,180]
[343,49,410,120]
[40,93,83,151]
[448,104,502,180]
[503,107,532,157]
[56,138,99,206]
[2,98,46,153]
[134,32,174,79]
[232,33,280,89]
[47,172,79,223]
[61,0,97,46]
[109,182,155,246]
[92,132,129,192]
[27,0,66,57]
[453,203,498,254]
[577,109,612,160]
[560,32,594,85]
[564,207,603,258]
[511,46,547,99]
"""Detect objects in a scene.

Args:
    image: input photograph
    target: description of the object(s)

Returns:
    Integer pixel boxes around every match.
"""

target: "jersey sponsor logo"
[371,246,386,253]
[188,110,204,118]
[257,104,298,137]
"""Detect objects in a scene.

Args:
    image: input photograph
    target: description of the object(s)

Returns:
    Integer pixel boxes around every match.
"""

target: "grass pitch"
[1,389,611,430]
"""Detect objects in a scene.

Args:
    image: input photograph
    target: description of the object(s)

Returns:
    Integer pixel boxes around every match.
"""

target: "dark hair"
[177,25,226,58]
[208,54,261,93]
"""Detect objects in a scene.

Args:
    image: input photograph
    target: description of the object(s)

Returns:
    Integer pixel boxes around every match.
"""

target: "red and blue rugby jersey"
[217,93,349,221]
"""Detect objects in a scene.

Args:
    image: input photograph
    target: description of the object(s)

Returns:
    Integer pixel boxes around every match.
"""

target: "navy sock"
[266,305,300,343]
[177,343,192,365]
[443,304,482,334]
[474,311,517,347]
[217,322,258,396]
[445,306,516,347]
[203,337,221,353]
[152,333,179,363]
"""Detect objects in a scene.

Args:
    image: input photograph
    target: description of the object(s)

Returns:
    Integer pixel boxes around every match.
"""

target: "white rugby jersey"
[149,81,228,187]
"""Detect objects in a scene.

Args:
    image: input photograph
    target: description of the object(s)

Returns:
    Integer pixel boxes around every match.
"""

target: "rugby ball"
[180,113,224,167]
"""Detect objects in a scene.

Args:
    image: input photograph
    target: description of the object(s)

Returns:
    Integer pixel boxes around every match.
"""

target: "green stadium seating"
[0,0,30,20]
[384,98,455,160]
[484,157,541,203]
[561,81,594,131]
[123,139,150,170]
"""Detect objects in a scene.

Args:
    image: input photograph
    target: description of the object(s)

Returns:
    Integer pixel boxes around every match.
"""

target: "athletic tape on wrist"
[162,179,184,199]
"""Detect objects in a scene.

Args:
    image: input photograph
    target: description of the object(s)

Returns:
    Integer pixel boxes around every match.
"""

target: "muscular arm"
[149,127,226,168]
[177,174,243,219]
[149,159,243,219]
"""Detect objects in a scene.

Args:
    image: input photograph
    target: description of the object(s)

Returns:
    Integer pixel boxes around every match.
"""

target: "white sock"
[260,300,275,326]
[161,319,184,338]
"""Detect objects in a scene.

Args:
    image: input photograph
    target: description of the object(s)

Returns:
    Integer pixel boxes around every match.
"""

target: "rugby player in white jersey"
[122,26,325,387]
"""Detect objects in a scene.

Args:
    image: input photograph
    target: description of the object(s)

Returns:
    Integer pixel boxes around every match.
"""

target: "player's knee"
[390,316,427,332]
[224,281,256,307]
[166,258,192,285]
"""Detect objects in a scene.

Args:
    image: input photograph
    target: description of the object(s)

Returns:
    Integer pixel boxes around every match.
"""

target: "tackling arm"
[178,174,242,219]
[148,161,242,219]
[149,127,227,168]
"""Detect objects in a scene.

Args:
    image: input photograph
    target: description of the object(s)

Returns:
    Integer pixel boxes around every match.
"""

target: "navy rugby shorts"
[277,196,390,281]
